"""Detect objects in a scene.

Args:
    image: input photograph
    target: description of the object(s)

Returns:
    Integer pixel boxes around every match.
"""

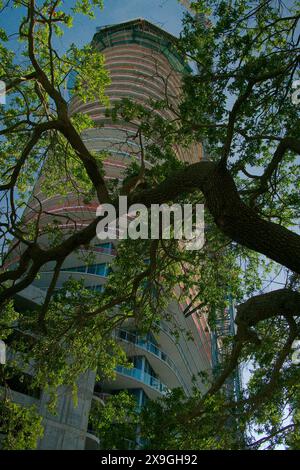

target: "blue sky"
[0,0,188,53]
[60,0,187,50]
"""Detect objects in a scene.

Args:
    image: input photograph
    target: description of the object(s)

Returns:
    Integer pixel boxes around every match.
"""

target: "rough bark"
[236,288,300,327]
[131,161,300,274]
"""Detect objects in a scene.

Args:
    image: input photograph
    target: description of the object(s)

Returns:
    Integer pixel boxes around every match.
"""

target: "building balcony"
[115,365,169,397]
[115,328,189,394]
[92,391,111,406]
[116,328,176,368]
[85,431,100,450]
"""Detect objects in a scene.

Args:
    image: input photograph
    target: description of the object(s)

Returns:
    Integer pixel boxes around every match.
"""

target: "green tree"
[0,0,299,449]
[89,390,139,450]
[0,398,43,450]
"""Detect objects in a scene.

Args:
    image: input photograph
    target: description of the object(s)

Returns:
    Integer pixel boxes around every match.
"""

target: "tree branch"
[131,161,300,274]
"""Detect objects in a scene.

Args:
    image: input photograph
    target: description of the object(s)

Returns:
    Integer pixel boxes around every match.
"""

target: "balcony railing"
[155,320,194,378]
[93,391,112,406]
[115,328,175,369]
[115,365,169,395]
[115,328,189,394]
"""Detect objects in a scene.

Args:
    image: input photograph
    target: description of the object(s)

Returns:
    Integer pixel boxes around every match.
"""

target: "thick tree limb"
[4,71,38,93]
[249,136,300,203]
[1,158,300,306]
[236,288,300,327]
[178,290,299,424]
[131,161,300,274]
[24,0,110,203]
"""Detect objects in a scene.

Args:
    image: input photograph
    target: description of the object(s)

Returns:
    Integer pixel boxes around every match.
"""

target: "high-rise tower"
[69,18,203,173]
[6,19,212,450]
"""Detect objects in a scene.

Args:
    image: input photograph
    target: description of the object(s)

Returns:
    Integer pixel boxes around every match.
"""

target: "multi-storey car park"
[3,19,219,450]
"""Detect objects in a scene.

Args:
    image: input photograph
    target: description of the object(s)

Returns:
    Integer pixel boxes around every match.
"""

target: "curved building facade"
[8,19,212,450]
[69,18,203,171]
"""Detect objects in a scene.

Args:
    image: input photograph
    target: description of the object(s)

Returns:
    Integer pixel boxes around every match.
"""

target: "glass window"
[132,356,143,370]
[87,263,110,276]
[119,330,127,340]
[144,358,156,378]
[86,285,104,293]
[87,264,97,275]
[140,390,149,407]
[95,242,114,252]
[64,265,86,273]
[146,331,158,345]
[64,263,111,276]
[95,264,106,276]
[95,285,104,292]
